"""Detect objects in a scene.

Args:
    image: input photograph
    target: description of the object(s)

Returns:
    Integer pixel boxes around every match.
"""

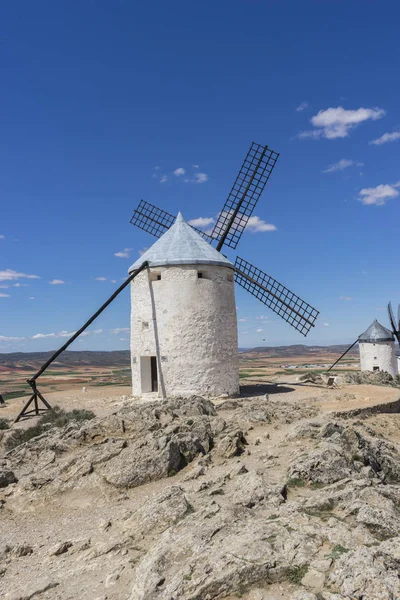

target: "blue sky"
[1,1,399,352]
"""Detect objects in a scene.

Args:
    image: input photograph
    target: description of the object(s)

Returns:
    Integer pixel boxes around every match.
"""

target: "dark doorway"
[151,356,158,392]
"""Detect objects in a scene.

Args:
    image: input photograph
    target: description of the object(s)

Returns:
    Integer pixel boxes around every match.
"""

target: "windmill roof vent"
[129,212,234,271]
[359,319,394,343]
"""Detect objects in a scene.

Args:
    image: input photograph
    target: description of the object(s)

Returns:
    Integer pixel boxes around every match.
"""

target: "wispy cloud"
[49,279,65,285]
[299,106,385,139]
[323,323,330,327]
[13,283,29,288]
[173,168,185,177]
[0,235,4,239]
[192,164,199,168]
[0,293,10,298]
[340,296,352,301]
[256,328,263,332]
[358,182,400,206]
[246,216,276,232]
[0,269,40,283]
[188,217,215,228]
[111,327,130,334]
[31,328,103,340]
[192,172,208,184]
[29,297,35,300]
[322,159,354,173]
[370,131,400,145]
[114,248,133,258]
[191,212,276,235]
[160,175,168,184]
[95,276,107,281]
[296,101,308,112]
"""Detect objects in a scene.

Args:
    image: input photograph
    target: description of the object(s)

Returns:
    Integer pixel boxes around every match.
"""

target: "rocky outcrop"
[3,395,400,600]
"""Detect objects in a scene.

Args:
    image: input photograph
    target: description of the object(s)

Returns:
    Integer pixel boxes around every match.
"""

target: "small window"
[374,356,377,360]
[373,366,380,372]
[198,272,203,279]
[149,271,162,282]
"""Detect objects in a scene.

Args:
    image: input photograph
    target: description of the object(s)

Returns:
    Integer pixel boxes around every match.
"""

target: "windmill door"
[150,356,158,392]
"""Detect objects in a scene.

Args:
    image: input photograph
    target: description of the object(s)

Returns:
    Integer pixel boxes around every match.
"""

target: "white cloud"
[188,217,215,228]
[174,168,185,177]
[238,318,247,322]
[31,328,102,340]
[370,131,400,145]
[13,283,29,287]
[340,296,352,301]
[29,297,35,300]
[323,323,330,327]
[114,248,133,258]
[323,159,354,173]
[0,335,23,341]
[49,279,65,285]
[111,327,130,334]
[256,328,263,332]
[296,101,308,112]
[0,293,10,298]
[0,269,40,283]
[0,235,4,239]
[358,182,400,206]
[299,106,385,140]
[110,279,116,283]
[246,216,277,232]
[120,338,128,341]
[95,277,107,281]
[160,175,168,183]
[192,164,199,168]
[193,172,208,184]
[32,332,56,339]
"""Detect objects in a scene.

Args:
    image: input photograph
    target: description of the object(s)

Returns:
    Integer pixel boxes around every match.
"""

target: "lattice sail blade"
[234,256,319,337]
[388,302,400,343]
[130,199,216,243]
[130,200,176,238]
[212,142,279,251]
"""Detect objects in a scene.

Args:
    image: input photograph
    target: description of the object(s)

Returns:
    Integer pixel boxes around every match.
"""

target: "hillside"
[0,350,131,370]
[0,345,360,371]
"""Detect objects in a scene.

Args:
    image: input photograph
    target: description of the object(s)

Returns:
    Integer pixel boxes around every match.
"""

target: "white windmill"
[358,319,398,377]
[129,142,319,397]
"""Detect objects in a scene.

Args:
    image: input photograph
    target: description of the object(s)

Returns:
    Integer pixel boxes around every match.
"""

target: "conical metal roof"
[359,319,394,343]
[129,212,234,271]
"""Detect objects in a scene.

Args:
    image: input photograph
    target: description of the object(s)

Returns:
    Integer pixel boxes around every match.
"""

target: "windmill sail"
[388,302,400,343]
[234,256,319,336]
[213,142,279,251]
[130,200,214,243]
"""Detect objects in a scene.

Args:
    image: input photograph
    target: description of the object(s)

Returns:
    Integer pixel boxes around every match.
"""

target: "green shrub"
[0,418,10,430]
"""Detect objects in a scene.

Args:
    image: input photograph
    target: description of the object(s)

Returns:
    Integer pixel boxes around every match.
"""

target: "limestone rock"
[0,469,17,488]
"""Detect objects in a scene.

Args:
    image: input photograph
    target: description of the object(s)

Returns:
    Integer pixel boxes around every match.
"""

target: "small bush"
[4,406,95,451]
[286,477,306,489]
[287,564,309,584]
[0,418,10,430]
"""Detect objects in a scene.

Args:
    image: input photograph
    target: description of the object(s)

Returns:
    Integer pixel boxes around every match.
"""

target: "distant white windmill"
[358,319,398,377]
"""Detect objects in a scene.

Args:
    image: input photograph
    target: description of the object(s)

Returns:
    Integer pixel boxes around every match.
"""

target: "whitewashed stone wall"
[359,341,398,377]
[130,264,239,397]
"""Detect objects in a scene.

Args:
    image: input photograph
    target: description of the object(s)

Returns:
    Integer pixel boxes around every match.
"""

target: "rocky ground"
[2,383,400,600]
